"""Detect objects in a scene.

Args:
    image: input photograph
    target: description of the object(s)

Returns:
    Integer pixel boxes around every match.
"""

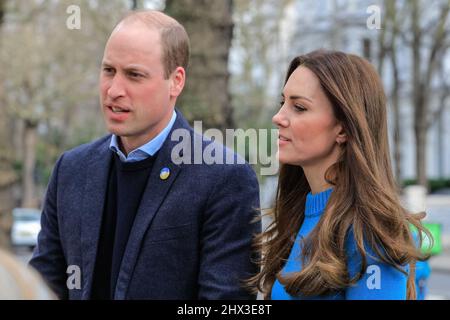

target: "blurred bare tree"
[0,0,4,25]
[0,0,128,207]
[378,0,403,182]
[232,0,293,130]
[435,59,450,178]
[409,0,450,188]
[165,0,235,131]
[377,0,450,188]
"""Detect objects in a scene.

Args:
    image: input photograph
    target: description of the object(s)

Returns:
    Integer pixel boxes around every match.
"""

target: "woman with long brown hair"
[249,50,430,300]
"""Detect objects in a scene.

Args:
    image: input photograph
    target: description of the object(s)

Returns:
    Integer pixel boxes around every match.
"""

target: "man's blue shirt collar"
[109,110,177,162]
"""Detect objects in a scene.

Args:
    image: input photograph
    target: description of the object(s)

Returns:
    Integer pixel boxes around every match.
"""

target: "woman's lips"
[278,134,291,146]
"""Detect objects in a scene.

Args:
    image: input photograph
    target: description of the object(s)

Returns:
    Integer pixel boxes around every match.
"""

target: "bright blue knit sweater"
[271,188,409,300]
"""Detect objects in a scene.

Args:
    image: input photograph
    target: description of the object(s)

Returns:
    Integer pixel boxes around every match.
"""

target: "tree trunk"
[0,0,5,26]
[21,119,38,208]
[415,122,428,187]
[438,107,444,177]
[381,0,403,183]
[391,52,402,183]
[12,118,24,161]
[411,0,428,189]
[413,79,428,187]
[165,0,234,131]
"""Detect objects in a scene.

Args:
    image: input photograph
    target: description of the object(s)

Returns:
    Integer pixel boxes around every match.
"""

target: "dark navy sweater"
[91,152,156,299]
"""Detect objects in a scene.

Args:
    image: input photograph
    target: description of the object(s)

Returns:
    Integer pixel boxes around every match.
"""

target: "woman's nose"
[272,108,289,128]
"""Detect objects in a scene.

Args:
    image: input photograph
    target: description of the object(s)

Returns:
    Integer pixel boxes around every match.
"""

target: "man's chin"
[106,126,128,137]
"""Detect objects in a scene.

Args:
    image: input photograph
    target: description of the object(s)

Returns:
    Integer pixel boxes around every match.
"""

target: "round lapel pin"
[160,167,170,180]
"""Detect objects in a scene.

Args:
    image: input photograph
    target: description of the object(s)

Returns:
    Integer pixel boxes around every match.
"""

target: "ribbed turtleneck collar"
[304,187,333,217]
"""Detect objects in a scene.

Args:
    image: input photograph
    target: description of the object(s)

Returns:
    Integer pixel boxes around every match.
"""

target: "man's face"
[100,21,180,151]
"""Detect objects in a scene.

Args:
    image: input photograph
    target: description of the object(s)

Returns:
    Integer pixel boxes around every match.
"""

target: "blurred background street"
[424,195,450,299]
[428,251,450,299]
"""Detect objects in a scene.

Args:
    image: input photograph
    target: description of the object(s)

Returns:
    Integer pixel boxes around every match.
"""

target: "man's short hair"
[121,10,190,79]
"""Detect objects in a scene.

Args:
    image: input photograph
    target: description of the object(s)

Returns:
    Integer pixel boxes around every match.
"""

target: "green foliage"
[12,159,23,175]
[403,178,450,193]
[410,222,441,256]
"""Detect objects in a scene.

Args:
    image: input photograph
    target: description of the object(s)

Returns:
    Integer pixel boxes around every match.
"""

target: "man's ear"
[169,67,186,98]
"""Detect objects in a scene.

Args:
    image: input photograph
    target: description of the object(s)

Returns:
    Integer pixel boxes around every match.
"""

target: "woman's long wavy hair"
[247,50,431,300]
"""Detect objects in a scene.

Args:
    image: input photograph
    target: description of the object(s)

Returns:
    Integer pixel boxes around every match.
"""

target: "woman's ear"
[336,124,347,145]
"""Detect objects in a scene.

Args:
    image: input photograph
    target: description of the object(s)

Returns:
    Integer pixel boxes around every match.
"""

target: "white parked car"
[10,208,41,248]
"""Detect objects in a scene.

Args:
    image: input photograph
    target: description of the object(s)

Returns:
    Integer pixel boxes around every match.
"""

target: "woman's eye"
[294,104,306,112]
[103,67,114,74]
[279,100,285,107]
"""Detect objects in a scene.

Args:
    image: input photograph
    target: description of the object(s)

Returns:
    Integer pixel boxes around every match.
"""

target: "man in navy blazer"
[29,10,260,300]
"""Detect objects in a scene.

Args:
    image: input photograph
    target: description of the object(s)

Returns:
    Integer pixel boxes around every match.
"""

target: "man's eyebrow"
[101,62,150,75]
[281,93,313,102]
[124,65,150,73]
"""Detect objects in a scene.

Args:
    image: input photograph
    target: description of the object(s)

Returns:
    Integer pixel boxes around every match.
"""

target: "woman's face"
[272,66,344,168]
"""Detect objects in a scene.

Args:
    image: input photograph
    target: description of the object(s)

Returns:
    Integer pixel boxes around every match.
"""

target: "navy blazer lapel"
[80,137,114,299]
[114,112,189,299]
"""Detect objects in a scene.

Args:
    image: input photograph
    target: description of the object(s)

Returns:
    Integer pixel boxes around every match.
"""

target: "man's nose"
[107,75,126,100]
